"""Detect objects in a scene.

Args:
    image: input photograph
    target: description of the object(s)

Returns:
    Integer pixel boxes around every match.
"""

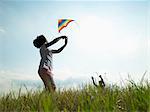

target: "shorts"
[38,68,56,91]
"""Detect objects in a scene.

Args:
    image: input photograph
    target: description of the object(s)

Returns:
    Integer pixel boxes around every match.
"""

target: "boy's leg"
[48,74,56,91]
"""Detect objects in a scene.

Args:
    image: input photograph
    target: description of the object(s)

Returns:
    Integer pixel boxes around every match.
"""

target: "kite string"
[74,21,81,36]
[74,21,80,31]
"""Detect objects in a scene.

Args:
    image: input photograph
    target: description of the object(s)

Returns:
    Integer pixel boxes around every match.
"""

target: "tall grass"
[0,81,150,112]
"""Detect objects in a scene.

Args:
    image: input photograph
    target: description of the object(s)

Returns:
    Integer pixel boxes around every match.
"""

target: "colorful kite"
[58,19,74,33]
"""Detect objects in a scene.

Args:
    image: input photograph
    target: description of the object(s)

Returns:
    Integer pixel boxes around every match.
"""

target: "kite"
[58,19,74,33]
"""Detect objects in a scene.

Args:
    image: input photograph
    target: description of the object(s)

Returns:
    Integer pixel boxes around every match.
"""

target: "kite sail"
[58,19,74,33]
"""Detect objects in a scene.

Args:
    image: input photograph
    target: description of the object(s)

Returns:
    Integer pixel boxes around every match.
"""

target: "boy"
[33,35,68,91]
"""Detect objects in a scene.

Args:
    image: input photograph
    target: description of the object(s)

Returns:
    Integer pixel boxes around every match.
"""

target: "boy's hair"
[33,35,47,48]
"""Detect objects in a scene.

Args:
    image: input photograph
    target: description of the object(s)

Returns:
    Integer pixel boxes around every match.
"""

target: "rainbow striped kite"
[58,19,74,33]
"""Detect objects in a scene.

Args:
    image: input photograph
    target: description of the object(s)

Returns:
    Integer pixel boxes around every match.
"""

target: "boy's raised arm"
[45,36,67,47]
[51,37,68,54]
[91,76,98,87]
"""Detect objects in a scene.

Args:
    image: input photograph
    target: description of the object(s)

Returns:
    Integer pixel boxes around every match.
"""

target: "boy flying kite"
[33,19,73,91]
[33,35,68,91]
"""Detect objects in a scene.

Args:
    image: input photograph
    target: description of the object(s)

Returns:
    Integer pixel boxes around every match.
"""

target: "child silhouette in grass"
[33,35,68,92]
[91,75,105,88]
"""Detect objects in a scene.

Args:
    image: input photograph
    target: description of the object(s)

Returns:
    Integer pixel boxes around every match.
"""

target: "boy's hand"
[61,36,67,39]
[91,76,94,80]
[65,37,68,44]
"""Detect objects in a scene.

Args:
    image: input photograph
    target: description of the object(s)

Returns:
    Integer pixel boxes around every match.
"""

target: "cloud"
[0,70,38,81]
[0,70,39,93]
[76,16,141,57]
[0,69,91,94]
[53,67,90,80]
[0,69,90,93]
[0,27,5,33]
[0,69,149,93]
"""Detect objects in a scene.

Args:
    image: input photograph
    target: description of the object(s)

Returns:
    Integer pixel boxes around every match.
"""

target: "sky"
[0,0,149,92]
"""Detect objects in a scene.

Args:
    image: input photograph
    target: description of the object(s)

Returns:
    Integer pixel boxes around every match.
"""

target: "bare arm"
[91,76,98,87]
[99,75,105,87]
[51,37,68,54]
[45,36,66,48]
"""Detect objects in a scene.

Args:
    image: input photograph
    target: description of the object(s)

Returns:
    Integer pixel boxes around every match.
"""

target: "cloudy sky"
[0,0,149,92]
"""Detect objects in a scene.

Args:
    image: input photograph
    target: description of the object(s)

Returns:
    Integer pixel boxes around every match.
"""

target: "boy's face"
[45,39,48,43]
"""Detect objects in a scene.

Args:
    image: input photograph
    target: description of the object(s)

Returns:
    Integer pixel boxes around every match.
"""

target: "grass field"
[0,80,150,112]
